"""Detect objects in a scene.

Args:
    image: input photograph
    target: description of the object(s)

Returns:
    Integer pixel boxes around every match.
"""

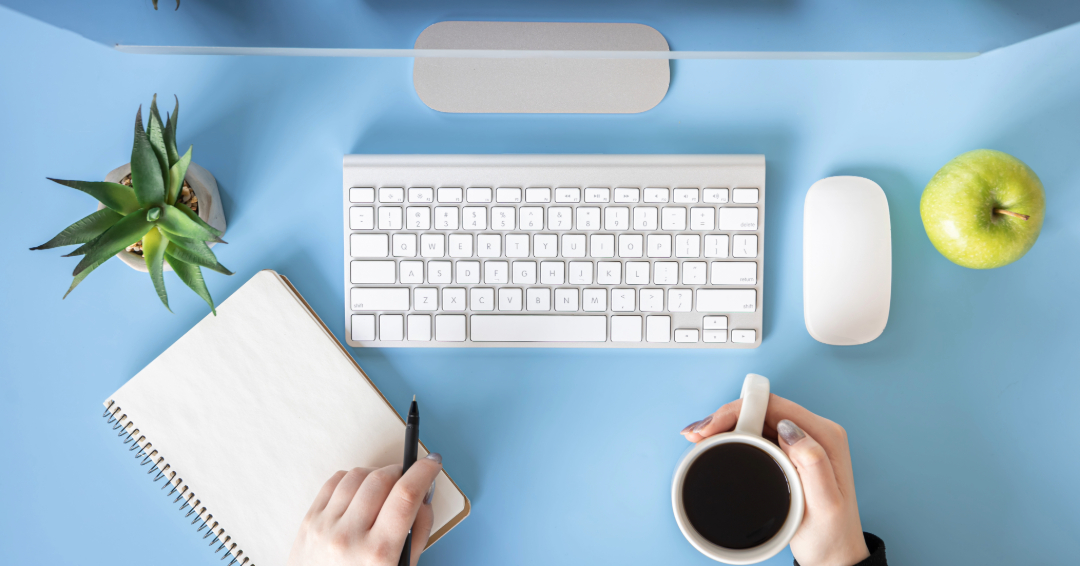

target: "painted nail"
[423,480,437,505]
[681,420,702,434]
[777,419,806,446]
[425,452,442,464]
[691,415,713,434]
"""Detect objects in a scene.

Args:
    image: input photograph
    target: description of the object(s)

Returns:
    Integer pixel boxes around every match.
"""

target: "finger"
[343,464,403,531]
[370,454,443,550]
[323,467,374,519]
[777,420,842,512]
[681,399,742,443]
[763,395,853,484]
[408,492,436,566]
[305,470,347,519]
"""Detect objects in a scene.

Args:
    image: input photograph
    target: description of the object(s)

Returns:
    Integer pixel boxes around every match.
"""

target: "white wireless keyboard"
[342,155,764,348]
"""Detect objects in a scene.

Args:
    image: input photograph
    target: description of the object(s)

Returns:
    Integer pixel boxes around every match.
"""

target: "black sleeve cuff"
[793,533,886,566]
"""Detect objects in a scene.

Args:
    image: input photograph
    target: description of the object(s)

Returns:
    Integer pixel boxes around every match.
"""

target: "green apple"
[920,149,1045,269]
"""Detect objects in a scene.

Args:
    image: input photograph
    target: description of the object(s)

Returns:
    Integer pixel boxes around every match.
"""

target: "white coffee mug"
[672,374,805,564]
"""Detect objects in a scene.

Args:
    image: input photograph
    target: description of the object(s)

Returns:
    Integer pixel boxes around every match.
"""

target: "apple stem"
[994,208,1030,221]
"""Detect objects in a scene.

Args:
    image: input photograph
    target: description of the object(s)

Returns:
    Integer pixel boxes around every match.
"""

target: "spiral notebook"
[103,270,469,566]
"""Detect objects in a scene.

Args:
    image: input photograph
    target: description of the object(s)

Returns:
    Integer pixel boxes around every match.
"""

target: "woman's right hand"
[682,394,870,566]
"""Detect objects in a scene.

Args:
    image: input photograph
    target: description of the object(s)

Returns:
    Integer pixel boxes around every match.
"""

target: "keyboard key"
[611,289,635,311]
[568,261,593,284]
[435,314,466,341]
[526,288,551,311]
[506,234,530,257]
[434,207,459,229]
[351,234,389,257]
[668,289,693,312]
[477,234,501,257]
[675,329,699,343]
[399,261,423,284]
[406,207,431,230]
[499,288,523,311]
[585,188,610,203]
[654,262,678,284]
[380,315,404,341]
[733,235,758,258]
[690,208,715,230]
[611,316,643,342]
[704,235,730,258]
[491,207,516,229]
[703,188,729,203]
[555,187,581,202]
[583,288,606,311]
[484,261,509,284]
[449,234,472,257]
[407,314,431,341]
[437,187,462,203]
[696,289,757,313]
[562,235,586,258]
[633,207,658,230]
[733,188,759,204]
[548,207,572,230]
[644,188,669,203]
[471,315,606,342]
[576,207,601,230]
[703,316,728,329]
[350,207,374,230]
[455,261,480,284]
[392,233,416,257]
[704,329,728,343]
[520,207,544,230]
[619,234,643,257]
[540,261,565,284]
[467,187,492,203]
[639,289,664,312]
[597,262,621,284]
[471,288,495,311]
[428,261,452,284]
[513,261,537,284]
[534,234,558,257]
[626,262,650,284]
[711,262,758,285]
[526,187,551,203]
[462,207,487,229]
[605,207,630,230]
[378,207,403,230]
[662,207,686,230]
[554,288,579,311]
[496,187,521,203]
[718,207,759,230]
[591,234,615,258]
[646,316,671,342]
[676,234,701,258]
[379,188,404,203]
[614,187,640,203]
[350,187,375,203]
[351,314,375,341]
[442,288,466,310]
[732,329,757,343]
[682,262,707,285]
[409,188,434,203]
[351,288,409,311]
[414,288,438,311]
[647,234,672,258]
[673,188,699,203]
[420,234,444,257]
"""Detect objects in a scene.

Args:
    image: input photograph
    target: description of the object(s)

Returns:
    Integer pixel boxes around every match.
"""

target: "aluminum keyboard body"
[342,155,764,348]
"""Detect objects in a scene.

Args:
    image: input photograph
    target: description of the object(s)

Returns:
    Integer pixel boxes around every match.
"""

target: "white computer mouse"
[803,176,891,345]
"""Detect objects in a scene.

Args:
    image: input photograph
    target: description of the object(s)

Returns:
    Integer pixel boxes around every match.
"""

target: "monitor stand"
[413,22,670,114]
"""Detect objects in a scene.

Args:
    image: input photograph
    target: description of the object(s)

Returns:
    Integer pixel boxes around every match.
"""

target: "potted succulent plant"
[31,95,231,313]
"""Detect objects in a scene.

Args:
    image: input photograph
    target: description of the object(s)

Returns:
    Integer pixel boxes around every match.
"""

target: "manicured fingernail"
[425,452,442,464]
[681,420,702,434]
[424,480,437,505]
[778,419,806,445]
[691,415,713,434]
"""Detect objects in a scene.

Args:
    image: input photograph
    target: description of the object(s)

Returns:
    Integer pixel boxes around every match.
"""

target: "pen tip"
[412,394,416,402]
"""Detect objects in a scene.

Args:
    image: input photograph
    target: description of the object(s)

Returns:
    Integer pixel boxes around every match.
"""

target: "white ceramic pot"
[98,162,227,272]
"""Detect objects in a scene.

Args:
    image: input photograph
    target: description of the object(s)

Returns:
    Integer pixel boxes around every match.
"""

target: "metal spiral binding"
[104,400,252,566]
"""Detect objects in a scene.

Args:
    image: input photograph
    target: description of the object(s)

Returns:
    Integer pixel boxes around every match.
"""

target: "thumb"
[777,419,842,512]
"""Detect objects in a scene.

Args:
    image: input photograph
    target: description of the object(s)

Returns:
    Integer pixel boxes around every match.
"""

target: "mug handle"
[734,373,770,436]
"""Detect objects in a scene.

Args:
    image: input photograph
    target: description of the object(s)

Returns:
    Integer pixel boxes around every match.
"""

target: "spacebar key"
[471,315,607,342]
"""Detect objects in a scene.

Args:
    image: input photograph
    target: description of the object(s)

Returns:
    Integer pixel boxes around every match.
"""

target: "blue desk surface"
[2,5,1079,565]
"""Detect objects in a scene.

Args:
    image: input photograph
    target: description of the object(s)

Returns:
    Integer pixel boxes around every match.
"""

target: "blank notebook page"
[105,270,467,566]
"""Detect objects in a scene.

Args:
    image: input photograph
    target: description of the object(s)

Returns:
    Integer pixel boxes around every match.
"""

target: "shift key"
[695,289,756,313]
[351,288,409,311]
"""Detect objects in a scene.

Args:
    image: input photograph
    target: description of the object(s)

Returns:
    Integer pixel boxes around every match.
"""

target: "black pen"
[398,395,419,566]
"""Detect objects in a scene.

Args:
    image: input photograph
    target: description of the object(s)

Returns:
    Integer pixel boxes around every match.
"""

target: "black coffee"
[681,443,790,549]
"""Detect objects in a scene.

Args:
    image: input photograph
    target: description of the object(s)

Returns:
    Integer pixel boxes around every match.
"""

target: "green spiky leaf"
[148,95,171,188]
[164,96,179,166]
[63,254,110,299]
[166,252,215,314]
[166,238,232,275]
[176,200,223,238]
[46,179,139,214]
[131,106,166,206]
[156,203,223,242]
[72,207,154,276]
[142,226,170,310]
[31,208,123,250]
[166,146,192,205]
